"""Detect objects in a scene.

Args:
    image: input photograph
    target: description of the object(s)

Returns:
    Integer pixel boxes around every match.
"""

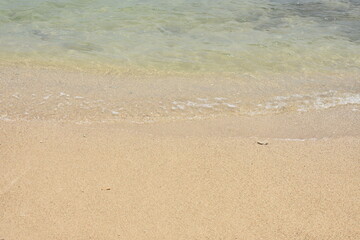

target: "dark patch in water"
[31,30,50,41]
[234,13,262,23]
[63,42,103,52]
[158,25,184,35]
[239,0,360,42]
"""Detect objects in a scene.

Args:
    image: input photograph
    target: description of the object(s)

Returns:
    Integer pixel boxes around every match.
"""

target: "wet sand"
[1,64,359,123]
[1,110,360,239]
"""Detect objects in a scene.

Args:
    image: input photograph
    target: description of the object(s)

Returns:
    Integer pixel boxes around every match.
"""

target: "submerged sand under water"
[1,0,359,125]
[1,65,359,125]
[1,0,360,74]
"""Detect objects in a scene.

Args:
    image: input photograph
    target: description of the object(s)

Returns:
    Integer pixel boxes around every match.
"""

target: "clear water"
[0,0,360,122]
[1,0,360,73]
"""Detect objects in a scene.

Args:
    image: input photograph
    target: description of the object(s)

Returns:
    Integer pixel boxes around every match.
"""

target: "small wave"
[1,90,359,123]
[258,91,360,113]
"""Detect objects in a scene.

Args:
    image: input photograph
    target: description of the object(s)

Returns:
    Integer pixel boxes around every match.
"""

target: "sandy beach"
[1,104,360,239]
[1,0,360,238]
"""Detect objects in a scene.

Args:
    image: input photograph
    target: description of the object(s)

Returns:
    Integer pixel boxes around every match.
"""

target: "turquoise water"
[1,0,360,122]
[1,0,360,73]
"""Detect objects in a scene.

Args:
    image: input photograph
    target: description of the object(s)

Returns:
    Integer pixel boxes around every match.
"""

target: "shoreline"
[1,63,360,239]
[1,64,359,126]
[2,0,360,237]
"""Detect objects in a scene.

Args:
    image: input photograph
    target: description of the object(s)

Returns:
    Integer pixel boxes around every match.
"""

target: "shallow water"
[0,0,359,122]
[1,0,360,73]
[0,66,359,123]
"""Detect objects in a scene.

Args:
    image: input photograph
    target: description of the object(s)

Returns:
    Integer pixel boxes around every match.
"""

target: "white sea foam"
[1,88,359,123]
[43,94,52,100]
[59,92,69,97]
[12,94,20,99]
[0,115,12,121]
[259,91,360,114]
[214,97,227,101]
[223,103,237,108]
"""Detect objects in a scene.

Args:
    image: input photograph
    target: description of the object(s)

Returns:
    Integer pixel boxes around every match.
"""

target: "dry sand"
[1,111,360,239]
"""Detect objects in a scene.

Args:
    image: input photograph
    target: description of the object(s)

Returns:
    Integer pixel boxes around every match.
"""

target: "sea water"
[0,0,359,122]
